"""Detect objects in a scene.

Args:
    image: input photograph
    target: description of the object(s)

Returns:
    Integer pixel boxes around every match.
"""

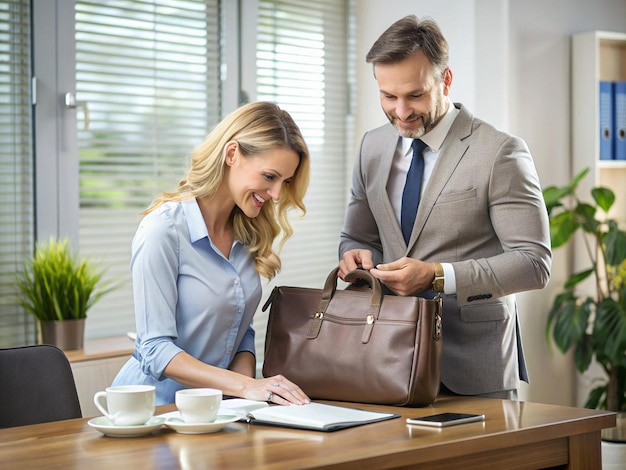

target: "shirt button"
[234,279,239,285]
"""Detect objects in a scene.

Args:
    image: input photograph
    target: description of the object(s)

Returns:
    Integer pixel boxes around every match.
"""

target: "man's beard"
[387,98,448,139]
[386,112,428,139]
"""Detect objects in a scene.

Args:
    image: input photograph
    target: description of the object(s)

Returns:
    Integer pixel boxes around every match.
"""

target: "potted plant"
[543,167,626,442]
[16,237,115,350]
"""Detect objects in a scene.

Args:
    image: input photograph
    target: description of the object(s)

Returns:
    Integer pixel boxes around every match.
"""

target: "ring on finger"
[267,392,274,401]
[272,383,280,387]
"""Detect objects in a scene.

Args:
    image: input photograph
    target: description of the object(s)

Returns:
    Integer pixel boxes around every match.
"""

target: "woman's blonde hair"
[145,101,310,279]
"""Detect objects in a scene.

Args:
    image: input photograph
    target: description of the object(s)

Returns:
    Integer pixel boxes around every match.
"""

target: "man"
[338,15,551,399]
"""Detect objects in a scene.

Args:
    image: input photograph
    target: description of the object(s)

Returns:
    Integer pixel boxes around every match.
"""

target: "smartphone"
[405,412,485,427]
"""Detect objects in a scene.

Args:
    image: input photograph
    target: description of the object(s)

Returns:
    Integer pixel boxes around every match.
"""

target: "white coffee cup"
[94,385,155,426]
[175,388,222,424]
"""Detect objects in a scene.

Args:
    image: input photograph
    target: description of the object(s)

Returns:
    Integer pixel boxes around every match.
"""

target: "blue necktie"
[401,139,427,244]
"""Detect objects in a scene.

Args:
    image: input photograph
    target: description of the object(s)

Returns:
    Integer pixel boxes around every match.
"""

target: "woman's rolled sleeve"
[137,337,184,380]
[236,325,256,356]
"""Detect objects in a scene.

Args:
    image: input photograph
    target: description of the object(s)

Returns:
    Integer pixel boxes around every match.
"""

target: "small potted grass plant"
[16,237,115,350]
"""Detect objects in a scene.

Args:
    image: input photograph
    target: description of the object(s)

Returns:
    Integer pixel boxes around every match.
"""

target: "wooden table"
[0,396,615,469]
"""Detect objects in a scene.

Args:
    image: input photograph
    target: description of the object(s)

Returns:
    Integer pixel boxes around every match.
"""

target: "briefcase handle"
[318,267,382,311]
[308,268,383,342]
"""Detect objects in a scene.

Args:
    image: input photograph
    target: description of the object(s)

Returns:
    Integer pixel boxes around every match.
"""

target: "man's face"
[374,49,452,139]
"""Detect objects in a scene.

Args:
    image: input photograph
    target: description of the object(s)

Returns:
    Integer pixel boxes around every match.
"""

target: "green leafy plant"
[16,237,115,322]
[543,168,626,412]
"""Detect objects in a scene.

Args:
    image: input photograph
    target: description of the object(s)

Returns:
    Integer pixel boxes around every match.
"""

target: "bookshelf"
[572,31,626,228]
[570,31,626,414]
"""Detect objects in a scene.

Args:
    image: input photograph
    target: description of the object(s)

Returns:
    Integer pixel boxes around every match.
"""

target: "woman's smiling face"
[226,144,300,218]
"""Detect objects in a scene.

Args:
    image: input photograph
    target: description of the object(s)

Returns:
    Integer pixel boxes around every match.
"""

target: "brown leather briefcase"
[262,267,442,406]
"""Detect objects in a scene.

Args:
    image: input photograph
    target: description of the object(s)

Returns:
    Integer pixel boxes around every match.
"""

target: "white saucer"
[158,411,240,434]
[88,416,166,437]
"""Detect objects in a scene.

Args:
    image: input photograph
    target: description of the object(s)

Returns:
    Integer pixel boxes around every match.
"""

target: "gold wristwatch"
[432,262,444,293]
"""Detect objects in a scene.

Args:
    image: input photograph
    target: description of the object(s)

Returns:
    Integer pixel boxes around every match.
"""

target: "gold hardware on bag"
[432,296,442,341]
[360,314,376,344]
[307,311,324,339]
[434,313,442,341]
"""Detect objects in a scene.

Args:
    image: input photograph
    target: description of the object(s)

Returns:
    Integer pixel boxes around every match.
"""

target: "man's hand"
[370,257,435,296]
[338,249,375,280]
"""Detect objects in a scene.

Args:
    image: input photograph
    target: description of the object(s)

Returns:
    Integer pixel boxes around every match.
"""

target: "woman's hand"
[165,351,310,405]
[247,375,310,405]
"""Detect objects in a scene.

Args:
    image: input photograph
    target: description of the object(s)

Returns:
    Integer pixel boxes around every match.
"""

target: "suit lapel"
[374,130,405,246]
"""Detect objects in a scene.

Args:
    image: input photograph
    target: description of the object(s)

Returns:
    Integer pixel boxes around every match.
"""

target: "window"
[15,1,352,361]
[251,0,352,370]
[0,0,34,347]
[75,0,352,344]
[74,0,222,337]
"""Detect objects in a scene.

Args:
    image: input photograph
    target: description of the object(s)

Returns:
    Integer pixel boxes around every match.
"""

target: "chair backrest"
[0,344,82,428]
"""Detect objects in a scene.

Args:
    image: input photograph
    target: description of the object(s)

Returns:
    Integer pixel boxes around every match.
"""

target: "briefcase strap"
[306,268,382,343]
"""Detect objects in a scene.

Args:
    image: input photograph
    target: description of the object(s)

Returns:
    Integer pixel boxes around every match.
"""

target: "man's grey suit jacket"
[339,103,552,395]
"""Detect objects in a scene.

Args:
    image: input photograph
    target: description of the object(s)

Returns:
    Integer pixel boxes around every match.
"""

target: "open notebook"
[219,399,400,432]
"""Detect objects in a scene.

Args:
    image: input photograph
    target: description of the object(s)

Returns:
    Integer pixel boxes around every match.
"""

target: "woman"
[112,101,311,406]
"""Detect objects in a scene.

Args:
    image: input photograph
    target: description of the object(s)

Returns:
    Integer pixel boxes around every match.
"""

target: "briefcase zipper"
[307,311,417,344]
[318,312,416,327]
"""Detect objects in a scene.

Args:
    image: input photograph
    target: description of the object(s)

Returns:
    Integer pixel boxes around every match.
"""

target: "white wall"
[353,0,626,407]
[354,0,476,148]
[509,0,626,406]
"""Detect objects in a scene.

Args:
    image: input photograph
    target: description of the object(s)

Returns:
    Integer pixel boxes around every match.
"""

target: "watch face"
[432,262,444,292]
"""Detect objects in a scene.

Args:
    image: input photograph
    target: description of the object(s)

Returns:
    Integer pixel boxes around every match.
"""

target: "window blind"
[75,0,221,338]
[253,0,351,372]
[0,0,35,347]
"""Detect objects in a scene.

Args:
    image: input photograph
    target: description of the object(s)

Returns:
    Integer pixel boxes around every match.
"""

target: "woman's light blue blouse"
[112,199,262,405]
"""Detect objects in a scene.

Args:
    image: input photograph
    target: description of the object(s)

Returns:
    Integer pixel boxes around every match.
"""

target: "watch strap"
[432,262,444,293]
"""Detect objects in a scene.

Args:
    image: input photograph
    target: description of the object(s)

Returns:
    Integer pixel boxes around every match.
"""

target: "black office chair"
[0,344,82,428]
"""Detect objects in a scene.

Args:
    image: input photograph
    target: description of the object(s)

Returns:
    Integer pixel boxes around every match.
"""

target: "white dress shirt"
[387,100,459,294]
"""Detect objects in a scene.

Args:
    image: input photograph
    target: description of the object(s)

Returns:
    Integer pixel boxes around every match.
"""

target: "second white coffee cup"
[175,388,223,424]
[93,385,155,426]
